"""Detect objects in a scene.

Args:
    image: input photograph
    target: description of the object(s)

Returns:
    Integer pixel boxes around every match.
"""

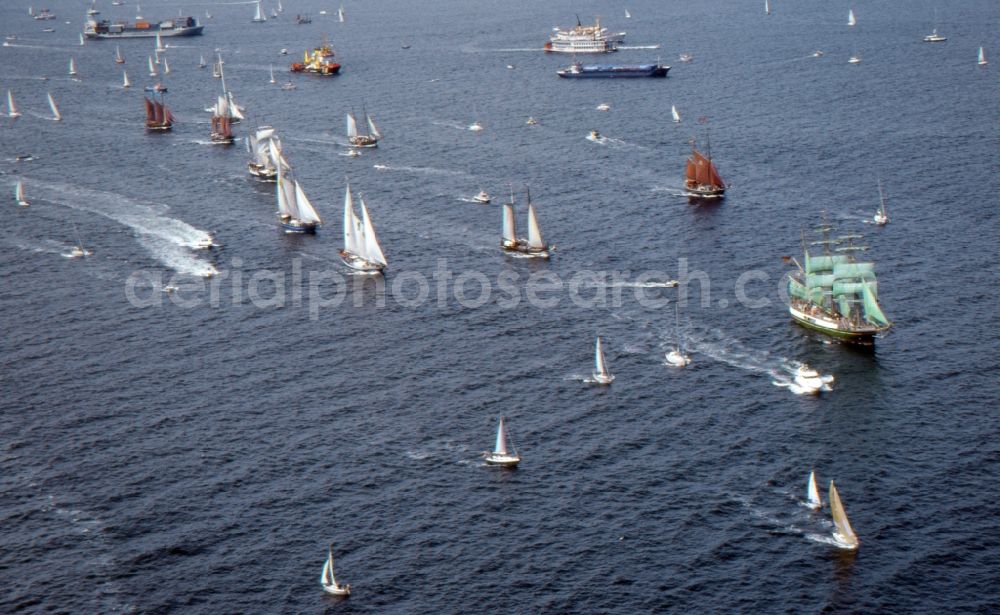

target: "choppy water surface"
[2,0,999,612]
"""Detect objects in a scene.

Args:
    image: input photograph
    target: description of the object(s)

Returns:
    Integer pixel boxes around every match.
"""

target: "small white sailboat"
[68,223,92,258]
[47,92,61,121]
[591,336,614,385]
[483,416,520,467]
[472,189,490,204]
[873,178,888,225]
[148,56,157,76]
[671,105,681,123]
[625,9,631,19]
[269,64,276,84]
[212,61,221,78]
[665,302,691,367]
[806,471,821,510]
[252,0,266,22]
[155,32,165,52]
[320,545,350,596]
[68,57,77,76]
[15,179,29,207]
[122,70,130,88]
[828,480,860,550]
[501,188,552,258]
[114,46,124,64]
[978,47,987,66]
[765,0,770,16]
[338,5,345,23]
[162,57,170,75]
[339,181,388,273]
[847,8,856,27]
[198,54,207,69]
[848,54,861,65]
[596,102,611,111]
[79,33,85,46]
[7,90,21,118]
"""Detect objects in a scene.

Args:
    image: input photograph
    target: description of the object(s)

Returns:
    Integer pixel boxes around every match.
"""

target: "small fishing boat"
[592,336,614,385]
[472,189,490,204]
[873,178,888,225]
[210,95,234,144]
[114,45,124,63]
[7,90,21,118]
[807,471,821,510]
[320,545,350,596]
[122,70,130,88]
[274,143,322,233]
[501,187,552,258]
[143,87,173,131]
[339,181,388,272]
[828,480,860,550]
[671,105,680,123]
[684,139,726,199]
[68,57,77,76]
[847,8,856,27]
[665,301,691,367]
[15,180,29,207]
[978,47,988,66]
[346,109,381,147]
[47,92,61,121]
[483,416,520,467]
[923,28,946,43]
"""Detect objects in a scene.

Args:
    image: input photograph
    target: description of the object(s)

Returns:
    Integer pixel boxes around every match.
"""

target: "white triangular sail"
[148,56,157,76]
[359,197,387,266]
[163,57,170,74]
[807,471,821,509]
[765,0,770,15]
[199,54,207,68]
[269,64,275,83]
[502,203,516,244]
[672,105,680,123]
[978,47,987,66]
[848,9,856,26]
[69,57,77,76]
[115,46,123,62]
[494,417,509,456]
[47,92,61,121]
[122,70,130,88]
[7,90,20,117]
[366,115,381,139]
[625,9,631,19]
[321,551,335,586]
[294,181,322,225]
[345,113,358,138]
[253,0,265,21]
[338,6,345,22]
[226,92,245,121]
[595,337,610,379]
[526,202,545,250]
[155,32,164,52]
[828,480,860,549]
[342,183,360,255]
[15,179,26,203]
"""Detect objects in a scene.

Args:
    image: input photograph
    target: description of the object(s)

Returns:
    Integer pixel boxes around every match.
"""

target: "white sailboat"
[47,92,61,121]
[625,9,631,19]
[7,90,21,118]
[273,143,323,233]
[199,54,207,69]
[765,0,770,16]
[671,105,681,123]
[847,8,856,27]
[591,336,614,385]
[338,5,345,23]
[828,480,860,550]
[155,32,165,52]
[68,57,77,76]
[68,222,92,258]
[806,470,821,510]
[339,181,388,273]
[252,0,266,22]
[873,178,888,225]
[320,545,350,596]
[848,54,861,65]
[500,188,551,258]
[269,64,276,84]
[115,46,124,64]
[665,301,691,367]
[148,56,157,77]
[978,47,988,66]
[122,70,130,88]
[15,179,29,207]
[162,57,170,75]
[248,125,284,180]
[346,110,381,147]
[79,33,85,46]
[483,416,520,467]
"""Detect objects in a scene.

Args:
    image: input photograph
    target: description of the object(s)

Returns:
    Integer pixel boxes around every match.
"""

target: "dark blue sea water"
[3,0,1000,612]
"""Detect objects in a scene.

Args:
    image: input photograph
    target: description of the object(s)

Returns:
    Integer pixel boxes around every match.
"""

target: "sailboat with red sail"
[684,138,725,199]
[144,86,173,131]
[210,95,234,144]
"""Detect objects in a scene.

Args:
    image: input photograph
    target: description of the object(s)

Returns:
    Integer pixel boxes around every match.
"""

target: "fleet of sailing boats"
[591,336,614,385]
[483,416,520,467]
[684,139,726,199]
[339,181,388,272]
[346,109,381,148]
[501,188,552,258]
[320,545,350,596]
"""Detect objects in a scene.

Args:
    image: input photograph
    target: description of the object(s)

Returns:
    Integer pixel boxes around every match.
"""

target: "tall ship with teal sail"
[786,220,892,344]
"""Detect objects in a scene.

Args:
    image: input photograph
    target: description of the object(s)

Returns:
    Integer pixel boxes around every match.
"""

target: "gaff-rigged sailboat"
[806,470,821,510]
[273,142,322,233]
[15,179,29,207]
[210,95,234,144]
[501,188,552,258]
[828,480,860,550]
[7,90,21,118]
[346,109,381,148]
[339,181,388,273]
[591,336,614,385]
[320,545,350,596]
[247,125,284,180]
[483,416,520,467]
[143,87,173,131]
[786,218,892,344]
[46,92,61,121]
[684,138,726,199]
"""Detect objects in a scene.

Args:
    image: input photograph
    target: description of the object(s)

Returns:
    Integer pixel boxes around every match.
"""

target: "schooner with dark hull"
[786,220,892,344]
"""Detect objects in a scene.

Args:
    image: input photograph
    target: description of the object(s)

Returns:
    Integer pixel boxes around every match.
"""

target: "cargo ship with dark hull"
[557,60,669,78]
[84,16,204,39]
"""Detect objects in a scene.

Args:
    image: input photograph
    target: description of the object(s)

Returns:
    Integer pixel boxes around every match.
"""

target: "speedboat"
[848,55,861,64]
[472,189,490,204]
[679,53,693,63]
[596,103,610,111]
[811,50,824,57]
[793,364,833,394]
[665,349,691,367]
[468,121,483,132]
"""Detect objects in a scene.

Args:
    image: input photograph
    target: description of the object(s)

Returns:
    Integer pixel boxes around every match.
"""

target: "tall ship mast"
[786,217,892,344]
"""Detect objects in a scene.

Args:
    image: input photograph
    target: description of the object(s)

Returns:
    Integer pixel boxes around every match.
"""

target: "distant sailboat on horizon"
[46,92,61,121]
[847,8,856,26]
[591,336,614,385]
[320,545,350,596]
[829,480,860,550]
[806,471,821,510]
[483,416,520,467]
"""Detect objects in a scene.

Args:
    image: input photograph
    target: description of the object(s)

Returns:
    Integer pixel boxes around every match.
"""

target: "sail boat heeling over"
[786,218,892,343]
[501,188,552,258]
[807,471,821,510]
[273,142,322,233]
[320,545,350,595]
[483,416,520,466]
[684,139,725,198]
[828,480,860,550]
[346,109,380,147]
[339,181,388,272]
[7,90,21,118]
[47,92,61,121]
[592,336,614,385]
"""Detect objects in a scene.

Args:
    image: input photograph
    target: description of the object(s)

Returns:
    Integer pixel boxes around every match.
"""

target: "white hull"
[591,372,614,385]
[340,252,385,273]
[322,583,350,596]
[483,453,520,467]
[665,350,691,367]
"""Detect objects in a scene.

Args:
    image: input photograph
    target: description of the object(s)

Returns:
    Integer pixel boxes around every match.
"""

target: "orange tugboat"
[290,42,341,75]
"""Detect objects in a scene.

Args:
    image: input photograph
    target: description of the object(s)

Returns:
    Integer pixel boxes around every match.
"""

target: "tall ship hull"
[84,17,203,39]
[558,62,668,78]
